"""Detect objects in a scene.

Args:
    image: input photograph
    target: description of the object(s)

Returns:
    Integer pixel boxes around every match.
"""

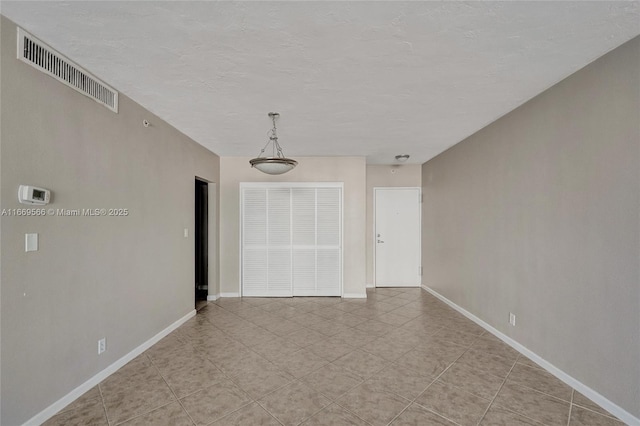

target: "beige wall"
[422,37,639,417]
[365,165,422,284]
[0,17,220,425]
[219,157,367,297]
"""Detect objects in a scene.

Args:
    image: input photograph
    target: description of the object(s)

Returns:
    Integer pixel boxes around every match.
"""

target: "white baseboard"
[421,285,640,426]
[342,293,367,299]
[366,283,374,288]
[24,309,196,426]
[220,292,240,298]
[207,294,220,301]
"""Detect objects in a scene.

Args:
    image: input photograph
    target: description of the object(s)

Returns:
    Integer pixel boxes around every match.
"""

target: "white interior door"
[374,188,421,287]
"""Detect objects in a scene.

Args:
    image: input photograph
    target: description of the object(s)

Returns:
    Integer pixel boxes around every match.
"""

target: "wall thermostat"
[18,185,51,205]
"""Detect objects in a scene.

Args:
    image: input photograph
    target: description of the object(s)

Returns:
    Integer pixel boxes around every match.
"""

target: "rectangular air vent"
[17,28,118,113]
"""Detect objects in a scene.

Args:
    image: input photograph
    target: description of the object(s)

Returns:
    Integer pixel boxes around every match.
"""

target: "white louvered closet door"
[242,188,268,296]
[292,187,342,296]
[266,188,292,296]
[292,188,317,295]
[241,187,293,297]
[315,188,341,296]
[242,184,342,297]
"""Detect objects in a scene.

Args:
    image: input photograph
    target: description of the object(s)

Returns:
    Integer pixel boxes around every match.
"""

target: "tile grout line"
[243,399,285,426]
[303,295,419,425]
[474,353,519,425]
[97,382,111,426]
[148,353,199,426]
[202,400,257,426]
[328,399,375,426]
[572,403,625,422]
[386,344,473,426]
[198,308,341,426]
[172,314,266,419]
[112,400,183,426]
[331,383,415,426]
[156,337,261,424]
[476,358,564,426]
[292,399,338,426]
[389,399,463,426]
[250,375,329,426]
[567,388,575,426]
[388,292,472,425]
[227,370,294,402]
[300,292,411,424]
[499,377,573,404]
[456,342,576,407]
[106,354,186,426]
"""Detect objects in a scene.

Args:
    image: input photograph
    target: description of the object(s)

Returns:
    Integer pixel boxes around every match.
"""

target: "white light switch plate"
[184,228,189,238]
[25,233,38,252]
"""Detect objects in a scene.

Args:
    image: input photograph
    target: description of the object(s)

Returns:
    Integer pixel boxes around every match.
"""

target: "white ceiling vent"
[17,28,118,113]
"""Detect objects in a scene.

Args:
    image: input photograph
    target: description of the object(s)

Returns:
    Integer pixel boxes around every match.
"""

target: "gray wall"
[422,37,639,417]
[0,16,220,425]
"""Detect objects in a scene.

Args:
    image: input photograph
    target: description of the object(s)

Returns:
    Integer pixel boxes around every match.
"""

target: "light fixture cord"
[256,113,286,158]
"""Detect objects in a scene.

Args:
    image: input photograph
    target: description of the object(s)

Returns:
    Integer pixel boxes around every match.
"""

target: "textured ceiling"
[1,1,639,164]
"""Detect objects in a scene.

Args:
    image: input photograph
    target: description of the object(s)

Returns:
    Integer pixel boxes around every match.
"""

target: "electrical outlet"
[509,312,516,326]
[98,338,106,355]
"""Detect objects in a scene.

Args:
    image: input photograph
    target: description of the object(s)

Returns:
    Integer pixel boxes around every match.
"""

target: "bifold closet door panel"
[292,248,316,295]
[243,247,292,297]
[242,248,268,297]
[292,188,316,295]
[291,187,341,297]
[316,248,341,296]
[317,188,341,246]
[242,188,267,296]
[265,188,293,296]
[268,247,292,296]
[242,187,293,297]
[267,188,291,246]
[243,188,267,245]
[242,184,341,297]
[292,188,315,245]
[315,188,341,296]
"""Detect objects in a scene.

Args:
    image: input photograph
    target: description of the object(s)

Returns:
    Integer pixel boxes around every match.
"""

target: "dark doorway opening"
[195,178,208,310]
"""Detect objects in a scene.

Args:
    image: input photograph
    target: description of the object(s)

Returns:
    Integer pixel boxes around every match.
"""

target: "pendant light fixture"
[249,112,298,175]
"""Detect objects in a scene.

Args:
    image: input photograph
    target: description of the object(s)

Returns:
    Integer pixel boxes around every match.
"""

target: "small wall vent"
[17,28,119,113]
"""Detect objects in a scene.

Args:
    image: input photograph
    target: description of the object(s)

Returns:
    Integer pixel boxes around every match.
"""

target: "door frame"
[373,187,422,288]
[207,183,218,300]
[195,178,209,308]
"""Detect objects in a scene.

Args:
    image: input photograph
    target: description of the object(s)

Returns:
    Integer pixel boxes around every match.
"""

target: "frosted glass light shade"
[250,157,298,175]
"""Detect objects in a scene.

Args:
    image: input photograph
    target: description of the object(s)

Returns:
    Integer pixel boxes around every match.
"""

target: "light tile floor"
[44,288,626,426]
